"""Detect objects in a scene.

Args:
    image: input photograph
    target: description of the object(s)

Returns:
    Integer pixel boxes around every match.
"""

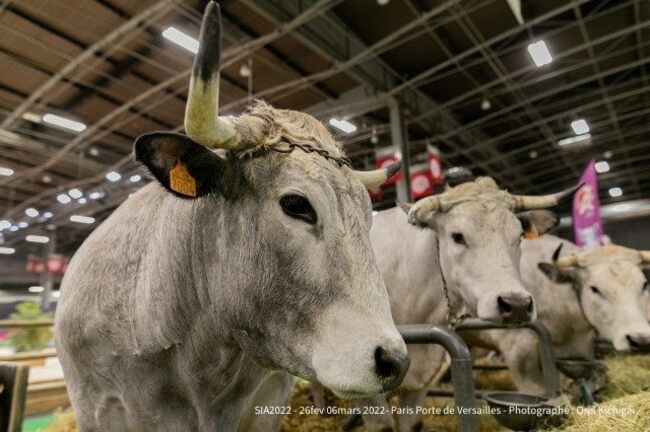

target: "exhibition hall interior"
[0,1,649,431]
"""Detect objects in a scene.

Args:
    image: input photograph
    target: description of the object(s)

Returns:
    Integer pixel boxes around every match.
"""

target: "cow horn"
[354,161,401,189]
[512,183,583,210]
[407,195,444,226]
[639,251,650,263]
[184,2,246,150]
[551,243,579,268]
[555,255,578,268]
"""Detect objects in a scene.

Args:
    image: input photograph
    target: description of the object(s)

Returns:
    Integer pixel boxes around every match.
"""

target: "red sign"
[25,255,44,275]
[368,186,383,202]
[410,162,434,199]
[375,147,402,184]
[45,255,68,275]
[426,144,444,185]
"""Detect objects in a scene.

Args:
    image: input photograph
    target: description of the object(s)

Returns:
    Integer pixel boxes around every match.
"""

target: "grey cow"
[465,235,650,395]
[353,177,575,431]
[55,3,409,431]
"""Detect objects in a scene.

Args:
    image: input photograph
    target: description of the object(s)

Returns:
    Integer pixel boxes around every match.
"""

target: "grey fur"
[55,103,407,431]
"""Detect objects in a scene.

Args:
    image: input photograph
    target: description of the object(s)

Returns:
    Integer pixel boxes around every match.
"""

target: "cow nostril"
[497,296,513,314]
[374,346,409,391]
[526,297,534,314]
[627,335,640,349]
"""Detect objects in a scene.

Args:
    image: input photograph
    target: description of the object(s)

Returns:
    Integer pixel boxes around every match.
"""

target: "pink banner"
[573,159,604,248]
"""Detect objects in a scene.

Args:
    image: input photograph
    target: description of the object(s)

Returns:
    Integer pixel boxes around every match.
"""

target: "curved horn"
[640,251,650,263]
[184,2,245,150]
[552,243,579,268]
[556,255,579,268]
[354,161,401,189]
[512,182,583,210]
[407,195,443,226]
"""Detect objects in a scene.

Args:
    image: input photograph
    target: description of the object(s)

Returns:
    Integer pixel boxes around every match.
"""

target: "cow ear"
[517,210,559,238]
[399,202,436,228]
[538,262,578,285]
[134,132,228,199]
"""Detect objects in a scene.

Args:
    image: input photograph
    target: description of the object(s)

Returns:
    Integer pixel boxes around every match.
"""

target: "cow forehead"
[587,261,645,292]
[577,244,641,267]
[441,200,521,238]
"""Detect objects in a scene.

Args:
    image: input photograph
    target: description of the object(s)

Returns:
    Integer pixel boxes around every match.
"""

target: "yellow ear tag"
[524,226,539,239]
[169,161,197,197]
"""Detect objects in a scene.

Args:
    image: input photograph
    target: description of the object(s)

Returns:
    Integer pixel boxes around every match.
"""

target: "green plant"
[6,302,53,353]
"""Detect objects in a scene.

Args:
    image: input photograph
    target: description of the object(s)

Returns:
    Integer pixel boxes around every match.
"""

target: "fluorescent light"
[28,286,44,293]
[77,198,87,204]
[608,187,623,197]
[43,212,53,219]
[42,113,86,132]
[571,119,590,135]
[25,208,39,217]
[558,133,591,147]
[51,290,61,298]
[68,188,83,199]
[372,210,378,216]
[0,220,11,230]
[18,222,28,228]
[22,112,42,123]
[162,26,199,54]
[595,161,610,173]
[612,204,630,213]
[129,174,141,183]
[527,40,552,67]
[26,235,49,243]
[89,191,105,200]
[57,193,72,204]
[9,226,18,232]
[106,171,121,182]
[0,166,14,176]
[0,247,15,254]
[70,215,95,224]
[329,118,358,133]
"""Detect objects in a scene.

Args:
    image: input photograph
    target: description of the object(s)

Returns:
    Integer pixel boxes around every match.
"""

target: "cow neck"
[434,234,469,329]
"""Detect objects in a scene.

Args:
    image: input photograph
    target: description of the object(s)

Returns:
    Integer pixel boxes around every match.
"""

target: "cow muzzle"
[626,333,650,353]
[497,295,535,324]
[374,346,410,392]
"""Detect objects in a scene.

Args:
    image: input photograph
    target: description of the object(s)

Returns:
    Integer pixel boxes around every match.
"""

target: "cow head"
[405,177,575,324]
[133,2,408,398]
[539,244,650,352]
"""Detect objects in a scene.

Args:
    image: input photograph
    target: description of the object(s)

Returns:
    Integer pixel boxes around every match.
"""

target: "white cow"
[355,177,574,431]
[465,235,650,395]
[55,3,409,431]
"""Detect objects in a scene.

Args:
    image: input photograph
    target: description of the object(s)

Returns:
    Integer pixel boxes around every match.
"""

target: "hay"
[41,409,76,432]
[33,356,650,432]
[600,354,650,399]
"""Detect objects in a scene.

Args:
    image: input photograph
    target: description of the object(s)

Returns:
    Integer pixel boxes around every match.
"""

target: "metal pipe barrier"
[342,324,479,432]
[456,319,561,397]
[0,319,54,329]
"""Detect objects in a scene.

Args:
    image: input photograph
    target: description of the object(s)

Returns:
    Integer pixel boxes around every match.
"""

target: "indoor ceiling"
[0,0,648,258]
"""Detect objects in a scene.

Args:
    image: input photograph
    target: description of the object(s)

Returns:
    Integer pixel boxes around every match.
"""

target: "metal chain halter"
[246,142,353,168]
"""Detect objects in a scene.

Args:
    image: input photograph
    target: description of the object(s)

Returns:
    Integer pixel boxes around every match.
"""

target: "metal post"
[398,324,479,432]
[389,100,411,202]
[456,319,561,397]
[40,232,56,312]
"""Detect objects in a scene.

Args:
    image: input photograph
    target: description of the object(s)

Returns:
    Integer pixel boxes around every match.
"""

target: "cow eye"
[451,232,466,246]
[590,285,602,296]
[280,194,317,224]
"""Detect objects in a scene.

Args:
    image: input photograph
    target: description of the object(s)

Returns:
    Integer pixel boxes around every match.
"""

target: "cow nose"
[374,346,410,391]
[626,334,650,351]
[497,295,534,324]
